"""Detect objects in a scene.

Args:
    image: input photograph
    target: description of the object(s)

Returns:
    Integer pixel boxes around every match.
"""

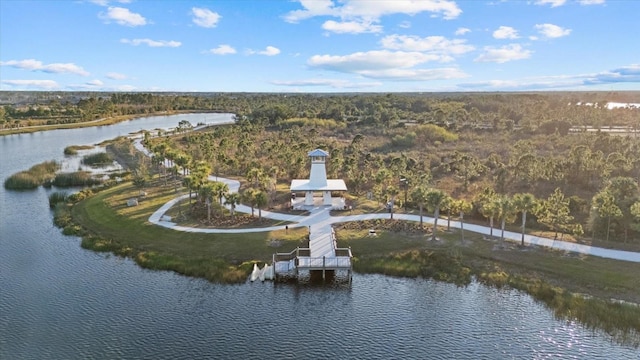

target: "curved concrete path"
[135,139,640,264]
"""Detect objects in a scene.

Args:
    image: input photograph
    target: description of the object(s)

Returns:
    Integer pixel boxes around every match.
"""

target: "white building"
[290,149,347,207]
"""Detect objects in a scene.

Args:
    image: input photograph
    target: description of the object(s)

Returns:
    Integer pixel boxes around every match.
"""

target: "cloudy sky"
[0,0,638,92]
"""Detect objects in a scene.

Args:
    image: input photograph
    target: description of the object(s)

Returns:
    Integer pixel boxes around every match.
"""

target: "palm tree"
[452,199,473,243]
[512,193,537,246]
[246,167,264,189]
[243,188,257,217]
[482,199,500,238]
[254,190,268,220]
[212,181,229,206]
[496,195,516,246]
[386,185,400,219]
[198,182,216,221]
[411,185,429,228]
[182,176,195,205]
[426,189,448,241]
[224,192,241,219]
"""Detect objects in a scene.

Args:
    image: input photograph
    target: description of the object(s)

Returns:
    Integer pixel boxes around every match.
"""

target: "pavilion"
[290,149,347,209]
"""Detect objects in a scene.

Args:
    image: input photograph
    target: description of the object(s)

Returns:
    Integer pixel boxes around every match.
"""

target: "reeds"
[4,161,59,189]
[48,191,68,208]
[52,171,102,187]
[81,152,113,167]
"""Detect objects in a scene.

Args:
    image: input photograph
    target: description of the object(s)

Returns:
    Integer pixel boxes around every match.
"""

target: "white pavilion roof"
[290,179,347,191]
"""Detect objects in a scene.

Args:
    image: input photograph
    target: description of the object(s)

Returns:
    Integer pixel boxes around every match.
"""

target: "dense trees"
[116,91,640,244]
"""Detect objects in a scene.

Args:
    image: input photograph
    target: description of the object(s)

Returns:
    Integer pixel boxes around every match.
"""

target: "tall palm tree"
[243,188,257,217]
[453,199,473,243]
[198,182,216,221]
[212,181,229,206]
[411,185,429,228]
[386,185,400,219]
[224,192,241,219]
[426,189,448,241]
[512,193,537,246]
[254,190,268,220]
[496,195,516,246]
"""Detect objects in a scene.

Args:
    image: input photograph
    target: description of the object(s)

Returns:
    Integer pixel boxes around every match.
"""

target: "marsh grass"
[53,171,102,187]
[48,191,68,208]
[64,145,93,155]
[4,161,60,189]
[81,152,113,167]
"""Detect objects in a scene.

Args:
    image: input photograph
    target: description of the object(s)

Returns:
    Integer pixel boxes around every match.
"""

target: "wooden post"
[322,256,326,281]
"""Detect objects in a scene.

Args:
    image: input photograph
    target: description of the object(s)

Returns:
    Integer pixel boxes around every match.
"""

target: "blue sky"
[1,0,638,92]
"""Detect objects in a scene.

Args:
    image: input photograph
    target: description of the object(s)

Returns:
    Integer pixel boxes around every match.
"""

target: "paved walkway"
[135,140,640,264]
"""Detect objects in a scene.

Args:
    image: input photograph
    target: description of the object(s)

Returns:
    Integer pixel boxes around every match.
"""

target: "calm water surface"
[1,114,638,359]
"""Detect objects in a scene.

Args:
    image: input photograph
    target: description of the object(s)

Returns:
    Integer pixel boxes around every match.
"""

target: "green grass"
[70,180,307,283]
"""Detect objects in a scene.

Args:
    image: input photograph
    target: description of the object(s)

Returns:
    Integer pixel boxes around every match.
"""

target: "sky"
[0,0,638,93]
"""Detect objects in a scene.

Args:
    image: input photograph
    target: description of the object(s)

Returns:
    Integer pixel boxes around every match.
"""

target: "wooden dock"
[273,223,352,283]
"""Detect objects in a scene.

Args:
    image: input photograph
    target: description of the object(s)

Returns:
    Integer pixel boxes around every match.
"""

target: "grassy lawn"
[71,180,307,282]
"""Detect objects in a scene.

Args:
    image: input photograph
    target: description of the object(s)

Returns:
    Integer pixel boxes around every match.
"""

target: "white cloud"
[578,0,605,4]
[89,0,132,6]
[493,26,519,39]
[247,46,281,56]
[191,7,221,28]
[380,35,474,56]
[86,79,104,86]
[271,78,382,89]
[398,21,411,29]
[458,64,640,91]
[106,72,127,80]
[455,27,471,36]
[307,50,468,81]
[120,38,182,47]
[535,23,571,38]
[475,44,532,63]
[1,59,89,76]
[309,50,447,72]
[284,0,462,26]
[1,79,59,89]
[206,44,237,55]
[534,0,566,7]
[357,68,468,81]
[99,6,147,26]
[322,20,382,34]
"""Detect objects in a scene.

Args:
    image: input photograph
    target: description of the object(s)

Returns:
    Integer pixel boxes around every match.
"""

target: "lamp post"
[400,176,408,212]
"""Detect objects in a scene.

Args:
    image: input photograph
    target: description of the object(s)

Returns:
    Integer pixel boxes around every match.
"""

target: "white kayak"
[250,263,260,282]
